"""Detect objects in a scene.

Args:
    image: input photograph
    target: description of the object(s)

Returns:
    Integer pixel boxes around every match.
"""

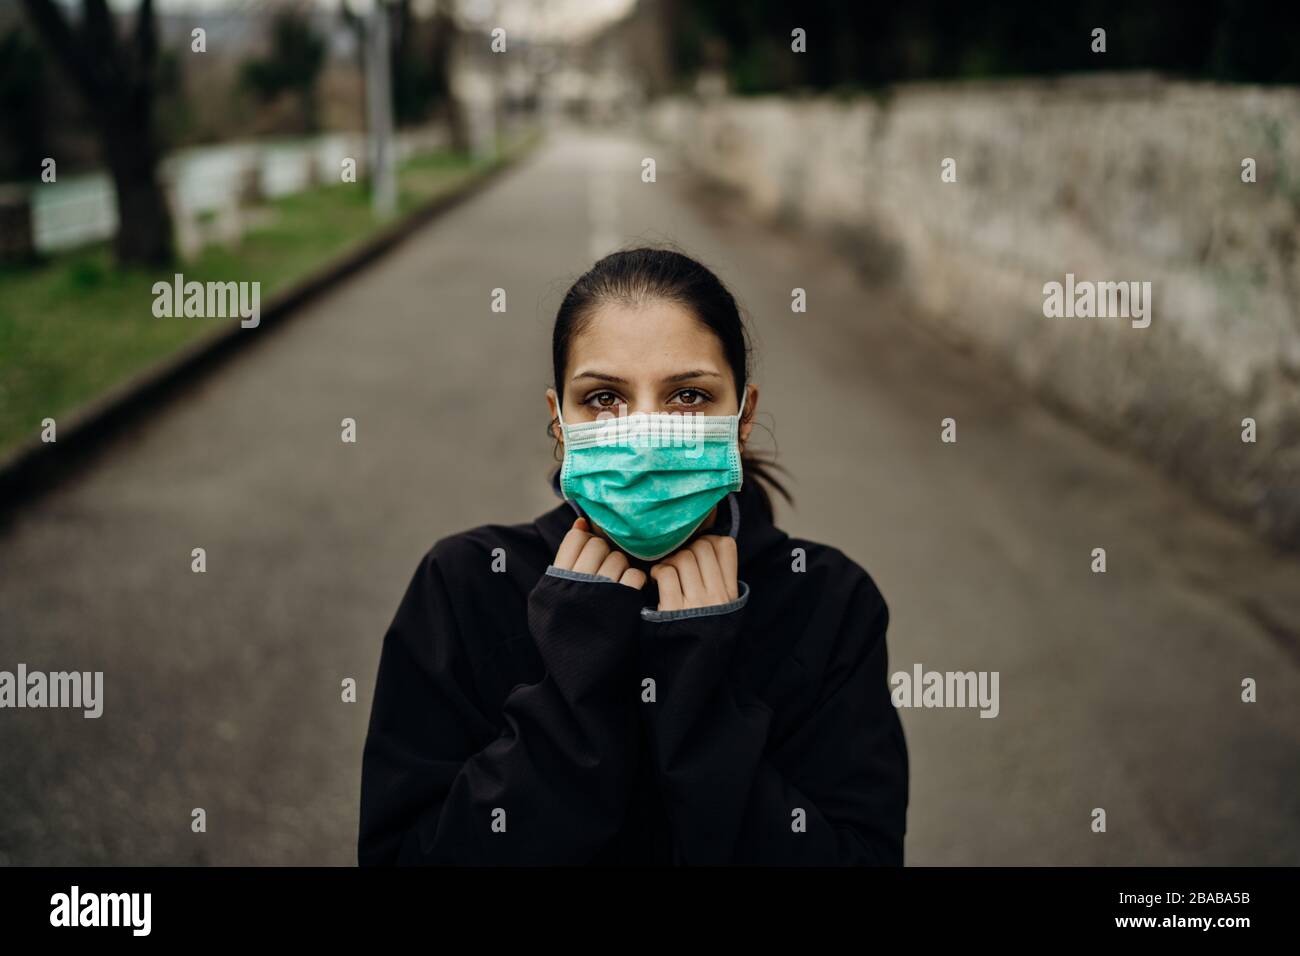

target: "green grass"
[0,147,492,460]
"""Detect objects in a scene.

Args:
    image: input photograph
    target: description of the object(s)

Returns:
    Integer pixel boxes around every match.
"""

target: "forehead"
[569,299,728,374]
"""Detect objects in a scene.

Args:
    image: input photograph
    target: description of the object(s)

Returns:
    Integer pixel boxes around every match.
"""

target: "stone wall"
[647,76,1300,548]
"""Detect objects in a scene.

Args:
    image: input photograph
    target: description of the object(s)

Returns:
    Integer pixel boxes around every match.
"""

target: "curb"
[0,138,539,520]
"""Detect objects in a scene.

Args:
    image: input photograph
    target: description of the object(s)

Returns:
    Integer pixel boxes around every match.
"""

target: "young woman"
[358,247,909,865]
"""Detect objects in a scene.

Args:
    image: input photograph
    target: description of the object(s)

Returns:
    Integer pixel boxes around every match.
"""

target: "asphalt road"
[1,128,1297,865]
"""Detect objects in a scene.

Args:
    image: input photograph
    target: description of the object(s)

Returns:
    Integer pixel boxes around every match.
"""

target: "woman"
[358,247,909,865]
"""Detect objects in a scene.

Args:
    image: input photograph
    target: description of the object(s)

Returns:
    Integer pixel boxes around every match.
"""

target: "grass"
[0,146,496,460]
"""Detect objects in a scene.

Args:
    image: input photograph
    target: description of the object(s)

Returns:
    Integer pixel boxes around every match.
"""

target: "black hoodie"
[358,474,909,865]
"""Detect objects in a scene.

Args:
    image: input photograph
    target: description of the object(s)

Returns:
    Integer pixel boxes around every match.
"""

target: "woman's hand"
[649,535,739,612]
[554,517,647,590]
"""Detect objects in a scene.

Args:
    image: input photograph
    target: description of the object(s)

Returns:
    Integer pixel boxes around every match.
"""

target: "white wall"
[648,77,1300,547]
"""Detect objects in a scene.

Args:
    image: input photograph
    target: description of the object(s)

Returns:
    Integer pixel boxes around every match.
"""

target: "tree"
[240,9,327,134]
[428,0,468,152]
[342,0,467,151]
[21,0,174,267]
[0,26,50,182]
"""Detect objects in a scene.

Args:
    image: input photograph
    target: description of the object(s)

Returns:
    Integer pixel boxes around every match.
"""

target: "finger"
[553,518,591,570]
[650,564,683,611]
[619,567,647,591]
[689,537,728,604]
[596,550,629,583]
[666,548,707,607]
[712,534,739,600]
[573,535,610,575]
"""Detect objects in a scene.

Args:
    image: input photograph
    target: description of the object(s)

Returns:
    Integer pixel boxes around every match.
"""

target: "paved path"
[1,128,1297,865]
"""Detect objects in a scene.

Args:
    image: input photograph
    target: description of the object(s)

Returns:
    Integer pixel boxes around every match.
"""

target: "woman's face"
[546,298,758,445]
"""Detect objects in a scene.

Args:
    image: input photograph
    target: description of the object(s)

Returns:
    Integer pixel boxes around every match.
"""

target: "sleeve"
[358,552,649,865]
[636,576,909,865]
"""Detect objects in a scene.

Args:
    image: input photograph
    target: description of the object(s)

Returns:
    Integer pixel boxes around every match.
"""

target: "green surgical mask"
[556,390,748,561]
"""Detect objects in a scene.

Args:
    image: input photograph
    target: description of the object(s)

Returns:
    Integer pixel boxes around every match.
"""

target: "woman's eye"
[587,390,622,408]
[673,389,708,406]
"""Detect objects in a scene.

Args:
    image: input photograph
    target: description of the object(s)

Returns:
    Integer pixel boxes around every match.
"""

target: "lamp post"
[365,0,397,218]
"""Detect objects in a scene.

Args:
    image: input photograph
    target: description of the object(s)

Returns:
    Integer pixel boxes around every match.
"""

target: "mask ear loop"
[552,400,597,528]
[553,396,582,511]
[729,382,748,498]
[711,383,747,544]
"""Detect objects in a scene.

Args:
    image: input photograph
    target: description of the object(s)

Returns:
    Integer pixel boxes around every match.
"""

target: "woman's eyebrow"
[570,369,723,384]
[571,371,629,384]
[662,369,723,383]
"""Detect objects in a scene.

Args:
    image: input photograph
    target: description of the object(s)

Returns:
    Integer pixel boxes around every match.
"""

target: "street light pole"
[365,0,397,218]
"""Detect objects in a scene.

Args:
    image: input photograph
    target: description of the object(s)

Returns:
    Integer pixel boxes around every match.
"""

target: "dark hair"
[549,246,792,519]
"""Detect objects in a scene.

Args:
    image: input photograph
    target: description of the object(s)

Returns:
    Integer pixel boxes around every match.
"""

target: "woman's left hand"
[649,535,740,612]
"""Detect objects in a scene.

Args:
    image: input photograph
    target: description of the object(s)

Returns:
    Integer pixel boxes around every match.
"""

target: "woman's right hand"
[554,517,646,590]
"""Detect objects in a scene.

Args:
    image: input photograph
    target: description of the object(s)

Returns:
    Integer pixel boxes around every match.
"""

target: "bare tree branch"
[83,0,119,54]
[84,0,129,93]
[18,0,102,99]
[136,0,157,66]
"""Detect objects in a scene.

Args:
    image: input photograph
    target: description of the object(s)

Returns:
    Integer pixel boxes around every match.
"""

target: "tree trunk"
[20,0,174,267]
[104,121,173,267]
[432,6,470,154]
